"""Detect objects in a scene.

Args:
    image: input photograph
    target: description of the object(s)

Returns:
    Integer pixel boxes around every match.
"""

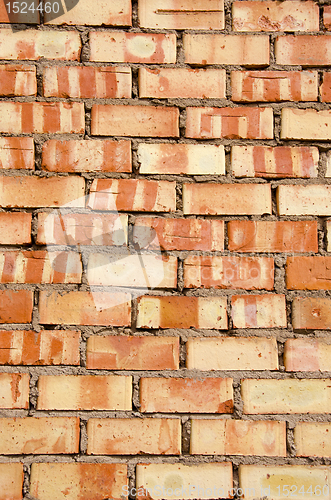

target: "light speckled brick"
[292,297,331,330]
[324,5,331,30]
[320,73,331,102]
[295,423,331,457]
[0,464,23,500]
[87,418,181,455]
[0,290,33,324]
[242,379,331,414]
[44,0,131,25]
[187,337,278,371]
[0,64,36,96]
[137,296,227,330]
[277,185,331,216]
[231,294,286,328]
[0,212,32,245]
[286,256,331,290]
[276,35,331,66]
[0,137,34,170]
[191,419,286,456]
[281,108,331,140]
[0,373,29,409]
[284,339,331,372]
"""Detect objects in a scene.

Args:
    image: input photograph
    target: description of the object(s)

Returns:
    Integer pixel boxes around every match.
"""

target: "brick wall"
[0,0,331,499]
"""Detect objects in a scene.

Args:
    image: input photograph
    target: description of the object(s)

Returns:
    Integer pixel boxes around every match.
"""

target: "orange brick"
[91,105,179,137]
[0,64,36,96]
[39,290,131,326]
[231,146,318,178]
[138,0,224,29]
[0,212,32,245]
[88,179,176,212]
[286,256,331,290]
[233,1,319,32]
[0,330,80,366]
[137,296,227,330]
[184,255,274,290]
[0,102,84,134]
[133,217,224,251]
[277,185,331,216]
[87,418,181,455]
[292,297,331,330]
[295,422,331,457]
[276,35,331,66]
[0,373,29,409]
[191,419,286,456]
[187,337,278,371]
[0,464,23,500]
[30,463,127,500]
[0,176,85,208]
[184,34,269,66]
[0,290,33,323]
[90,31,176,63]
[140,377,233,413]
[228,221,318,253]
[0,1,38,22]
[42,139,131,173]
[37,375,132,410]
[0,137,34,170]
[231,294,286,328]
[183,184,271,215]
[44,0,131,25]
[284,339,331,372]
[324,5,331,30]
[139,68,225,99]
[43,66,131,98]
[281,108,331,140]
[0,29,81,60]
[320,72,331,102]
[0,417,79,454]
[186,107,273,139]
[86,336,179,370]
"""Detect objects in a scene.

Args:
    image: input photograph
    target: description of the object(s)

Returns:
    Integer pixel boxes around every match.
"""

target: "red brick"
[0,463,23,500]
[186,107,273,139]
[43,66,131,98]
[277,185,331,215]
[30,463,127,500]
[88,179,176,212]
[0,212,32,245]
[324,5,331,30]
[228,221,318,253]
[284,339,331,372]
[90,32,176,63]
[0,102,84,134]
[0,373,29,409]
[231,294,286,328]
[0,290,33,323]
[0,330,80,366]
[286,257,331,290]
[293,297,331,330]
[0,64,36,96]
[140,377,233,413]
[0,137,34,170]
[39,290,131,326]
[183,183,271,215]
[91,105,179,137]
[320,72,331,102]
[184,255,274,290]
[0,2,38,22]
[44,0,131,25]
[276,36,331,66]
[86,335,179,370]
[0,417,79,454]
[139,68,225,99]
[233,1,319,32]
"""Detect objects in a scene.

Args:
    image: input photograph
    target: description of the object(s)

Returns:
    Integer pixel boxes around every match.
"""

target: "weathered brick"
[324,5,331,30]
[233,1,319,32]
[231,145,318,178]
[0,463,23,500]
[228,220,318,253]
[191,419,286,456]
[184,34,269,66]
[0,64,36,96]
[0,176,85,208]
[0,330,80,366]
[276,35,331,66]
[242,379,331,414]
[0,2,38,22]
[184,256,274,290]
[133,217,224,251]
[0,373,29,409]
[0,102,84,134]
[44,0,131,25]
[91,105,179,137]
[183,184,271,215]
[37,375,132,410]
[140,377,233,413]
[137,296,227,330]
[87,418,181,455]
[39,290,131,326]
[30,463,127,500]
[0,29,81,60]
[43,66,131,98]
[285,339,331,372]
[0,290,33,323]
[138,0,224,29]
[281,108,331,140]
[292,297,331,330]
[187,337,278,371]
[286,256,331,290]
[90,32,176,63]
[320,73,331,102]
[277,185,331,216]
[0,212,32,245]
[88,179,176,212]
[231,294,286,328]
[327,220,331,249]
[139,68,225,99]
[86,336,179,370]
[0,137,34,170]
[295,423,331,457]
[0,417,79,454]
[186,107,273,139]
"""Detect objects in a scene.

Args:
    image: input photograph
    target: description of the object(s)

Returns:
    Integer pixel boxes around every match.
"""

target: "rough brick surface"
[284,339,331,372]
[295,423,331,457]
[231,294,286,328]
[0,373,29,409]
[44,0,132,26]
[0,290,33,323]
[277,185,331,215]
[286,257,331,290]
[0,137,34,170]
[0,64,37,96]
[0,212,32,244]
[0,463,23,500]
[281,108,331,140]
[292,297,331,330]
[276,36,331,66]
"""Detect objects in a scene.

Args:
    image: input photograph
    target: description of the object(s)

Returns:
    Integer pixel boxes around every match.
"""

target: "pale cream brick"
[0,373,29,409]
[44,0,131,25]
[281,108,331,140]
[0,463,23,500]
[295,423,331,457]
[277,185,331,216]
[284,339,331,372]
[231,294,287,328]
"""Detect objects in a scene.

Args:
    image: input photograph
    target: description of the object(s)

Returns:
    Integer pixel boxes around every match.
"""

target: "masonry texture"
[1,0,331,499]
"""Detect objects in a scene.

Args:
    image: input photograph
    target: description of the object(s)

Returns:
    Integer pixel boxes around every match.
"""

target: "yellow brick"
[295,422,331,457]
[0,463,23,500]
[281,108,331,140]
